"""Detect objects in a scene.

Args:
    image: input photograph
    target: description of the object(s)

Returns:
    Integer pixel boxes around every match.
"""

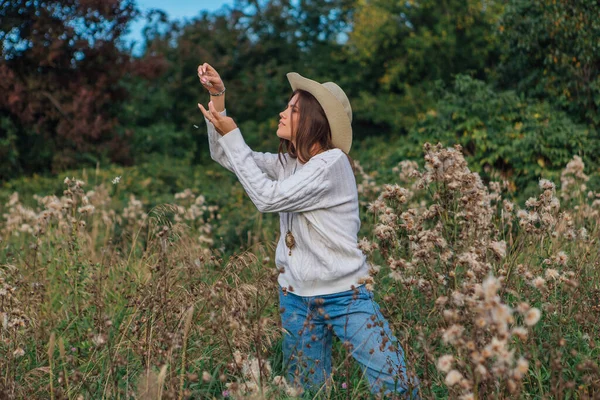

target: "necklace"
[285,162,299,255]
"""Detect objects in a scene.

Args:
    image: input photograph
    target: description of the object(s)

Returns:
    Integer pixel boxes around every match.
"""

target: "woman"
[197,63,419,398]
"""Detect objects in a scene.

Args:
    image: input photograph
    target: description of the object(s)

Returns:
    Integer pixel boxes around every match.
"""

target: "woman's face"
[277,93,300,143]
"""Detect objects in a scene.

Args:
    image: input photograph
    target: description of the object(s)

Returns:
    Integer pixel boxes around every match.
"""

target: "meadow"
[1,141,599,399]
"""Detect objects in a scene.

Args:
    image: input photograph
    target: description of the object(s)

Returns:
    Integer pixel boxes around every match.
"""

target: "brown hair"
[277,89,356,175]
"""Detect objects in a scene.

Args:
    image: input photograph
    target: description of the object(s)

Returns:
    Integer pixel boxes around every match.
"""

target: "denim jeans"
[279,285,420,398]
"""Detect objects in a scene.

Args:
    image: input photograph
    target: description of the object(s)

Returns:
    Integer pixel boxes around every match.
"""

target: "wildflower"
[373,224,395,240]
[544,269,560,280]
[491,303,513,327]
[539,179,555,191]
[486,336,507,354]
[514,357,529,379]
[474,364,488,378]
[341,382,348,389]
[435,296,448,307]
[357,276,375,291]
[482,275,500,301]
[524,308,541,326]
[556,251,568,265]
[92,334,106,347]
[503,200,515,213]
[511,327,528,340]
[436,273,448,285]
[560,155,589,200]
[13,348,25,358]
[358,237,378,254]
[525,197,538,208]
[388,270,402,281]
[436,355,454,373]
[451,291,465,306]
[222,390,230,397]
[516,302,530,314]
[443,309,458,321]
[77,205,95,215]
[442,324,465,344]
[378,212,397,225]
[489,241,507,259]
[198,235,214,245]
[531,277,546,290]
[445,370,463,386]
[368,265,381,276]
[367,199,386,213]
[540,213,555,227]
[382,184,410,203]
[202,371,212,382]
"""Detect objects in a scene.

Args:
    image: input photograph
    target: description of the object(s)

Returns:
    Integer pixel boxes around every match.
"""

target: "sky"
[124,0,233,54]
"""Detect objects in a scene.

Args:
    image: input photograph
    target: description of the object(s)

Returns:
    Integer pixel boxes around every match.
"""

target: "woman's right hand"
[197,63,225,94]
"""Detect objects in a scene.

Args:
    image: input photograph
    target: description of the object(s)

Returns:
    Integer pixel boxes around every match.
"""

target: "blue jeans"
[279,285,420,398]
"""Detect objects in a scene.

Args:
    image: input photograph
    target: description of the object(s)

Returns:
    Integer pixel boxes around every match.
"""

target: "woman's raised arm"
[198,63,226,111]
[197,63,283,179]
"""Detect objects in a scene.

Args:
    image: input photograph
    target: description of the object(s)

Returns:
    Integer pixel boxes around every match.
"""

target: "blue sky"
[124,0,233,53]
[136,0,232,20]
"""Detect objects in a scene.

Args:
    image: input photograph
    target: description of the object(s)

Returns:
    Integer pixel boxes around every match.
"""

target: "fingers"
[198,63,211,76]
[198,101,221,122]
[198,63,218,88]
[200,75,216,87]
[198,103,212,121]
[204,75,219,84]
[201,78,214,88]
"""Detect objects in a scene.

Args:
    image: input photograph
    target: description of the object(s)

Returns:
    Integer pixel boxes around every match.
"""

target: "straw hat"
[286,72,353,154]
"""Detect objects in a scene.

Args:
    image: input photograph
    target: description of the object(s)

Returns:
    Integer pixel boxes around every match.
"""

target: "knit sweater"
[205,110,370,296]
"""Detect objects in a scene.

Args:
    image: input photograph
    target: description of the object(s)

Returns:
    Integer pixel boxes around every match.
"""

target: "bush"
[399,75,599,198]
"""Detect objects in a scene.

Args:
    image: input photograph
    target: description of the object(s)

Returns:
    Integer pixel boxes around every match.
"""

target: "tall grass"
[0,144,598,399]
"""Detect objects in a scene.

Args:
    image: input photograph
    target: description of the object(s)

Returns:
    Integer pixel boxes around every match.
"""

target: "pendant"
[285,230,296,255]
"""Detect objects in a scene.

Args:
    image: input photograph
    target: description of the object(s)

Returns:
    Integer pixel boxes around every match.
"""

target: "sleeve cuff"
[217,127,244,149]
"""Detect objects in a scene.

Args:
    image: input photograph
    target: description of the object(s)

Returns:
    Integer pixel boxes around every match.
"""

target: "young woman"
[197,63,420,398]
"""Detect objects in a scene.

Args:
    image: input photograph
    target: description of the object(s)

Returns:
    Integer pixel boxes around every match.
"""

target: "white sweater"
[206,110,370,296]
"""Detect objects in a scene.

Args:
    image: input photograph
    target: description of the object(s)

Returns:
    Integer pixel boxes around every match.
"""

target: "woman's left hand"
[198,101,238,136]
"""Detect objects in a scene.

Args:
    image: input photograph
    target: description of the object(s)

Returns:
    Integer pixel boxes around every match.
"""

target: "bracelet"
[210,87,226,96]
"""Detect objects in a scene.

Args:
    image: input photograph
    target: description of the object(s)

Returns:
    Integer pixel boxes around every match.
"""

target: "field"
[1,142,599,399]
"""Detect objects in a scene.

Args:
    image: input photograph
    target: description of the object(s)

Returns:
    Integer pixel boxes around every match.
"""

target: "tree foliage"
[120,0,354,163]
[0,0,138,178]
[404,75,597,194]
[499,0,600,127]
[345,0,505,132]
[1,0,598,190]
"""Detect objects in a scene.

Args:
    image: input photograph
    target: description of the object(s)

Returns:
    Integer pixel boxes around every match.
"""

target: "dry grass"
[0,143,599,399]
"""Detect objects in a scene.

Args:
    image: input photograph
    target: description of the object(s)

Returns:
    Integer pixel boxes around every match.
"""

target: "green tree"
[499,0,600,127]
[345,0,505,134]
[402,75,597,195]
[124,0,354,164]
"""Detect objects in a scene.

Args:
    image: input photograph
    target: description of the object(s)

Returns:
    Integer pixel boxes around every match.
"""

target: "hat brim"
[286,72,352,154]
